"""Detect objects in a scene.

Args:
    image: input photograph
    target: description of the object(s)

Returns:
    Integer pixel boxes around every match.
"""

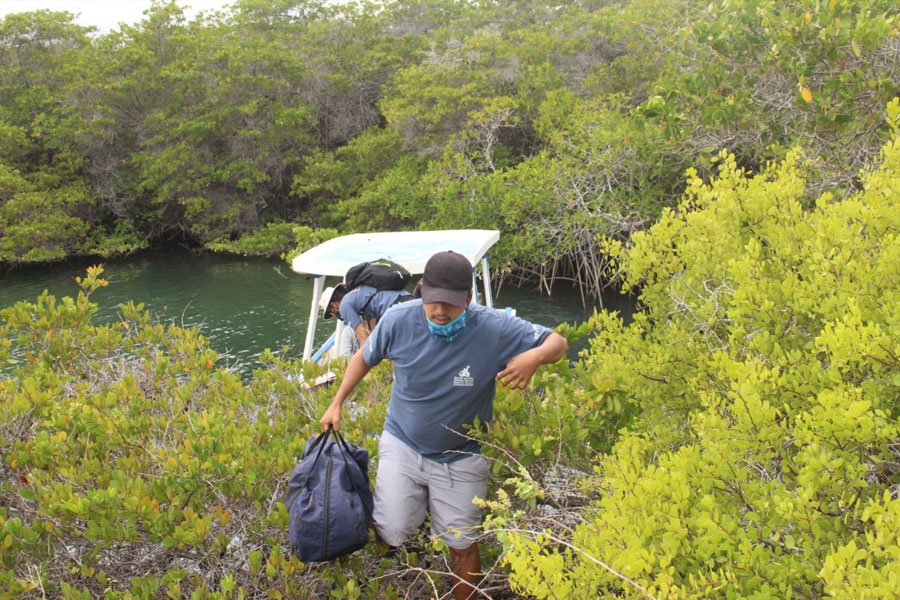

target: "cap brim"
[420,286,469,307]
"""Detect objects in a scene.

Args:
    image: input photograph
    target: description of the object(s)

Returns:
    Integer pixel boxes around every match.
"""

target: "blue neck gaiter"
[427,309,468,342]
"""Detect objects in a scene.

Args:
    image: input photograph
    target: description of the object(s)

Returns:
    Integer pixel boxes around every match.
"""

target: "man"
[319,250,568,600]
[319,282,412,349]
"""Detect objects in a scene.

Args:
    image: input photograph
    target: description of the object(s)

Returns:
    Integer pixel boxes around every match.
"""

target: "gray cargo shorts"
[373,430,490,550]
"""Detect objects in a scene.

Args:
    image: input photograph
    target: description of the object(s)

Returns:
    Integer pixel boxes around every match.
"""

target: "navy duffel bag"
[286,428,374,562]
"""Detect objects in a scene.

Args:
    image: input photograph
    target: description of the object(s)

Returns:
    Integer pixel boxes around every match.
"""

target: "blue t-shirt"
[364,300,552,463]
[339,284,411,330]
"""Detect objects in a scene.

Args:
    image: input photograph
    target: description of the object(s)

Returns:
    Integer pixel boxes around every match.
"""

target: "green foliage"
[1,0,896,303]
[0,11,103,264]
[1,133,896,597]
[87,221,148,258]
[662,0,898,188]
[207,222,300,257]
[4,2,896,595]
[0,183,93,263]
[490,132,899,598]
[0,265,401,597]
[335,157,430,232]
[292,127,414,230]
[206,222,343,259]
[402,82,688,295]
[284,225,340,261]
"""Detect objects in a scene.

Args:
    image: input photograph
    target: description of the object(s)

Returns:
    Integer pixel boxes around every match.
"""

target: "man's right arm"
[319,349,372,431]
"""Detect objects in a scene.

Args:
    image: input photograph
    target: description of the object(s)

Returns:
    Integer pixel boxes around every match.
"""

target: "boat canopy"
[291,229,501,361]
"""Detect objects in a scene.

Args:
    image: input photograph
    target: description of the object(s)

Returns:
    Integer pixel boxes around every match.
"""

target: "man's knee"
[373,521,410,548]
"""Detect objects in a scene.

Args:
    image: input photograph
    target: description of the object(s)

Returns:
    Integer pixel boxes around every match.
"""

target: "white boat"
[290,229,502,362]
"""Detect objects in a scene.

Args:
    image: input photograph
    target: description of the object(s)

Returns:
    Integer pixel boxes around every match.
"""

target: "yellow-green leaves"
[492,129,899,598]
[820,494,900,598]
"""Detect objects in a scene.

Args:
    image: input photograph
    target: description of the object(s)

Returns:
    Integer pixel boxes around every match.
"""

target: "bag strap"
[326,427,351,455]
[301,427,365,493]
[305,427,331,456]
[330,430,365,494]
[301,427,333,482]
[332,431,371,508]
[360,290,413,323]
[359,293,377,322]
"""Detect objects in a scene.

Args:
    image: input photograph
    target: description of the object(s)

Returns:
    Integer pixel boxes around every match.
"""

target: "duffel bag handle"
[301,427,361,486]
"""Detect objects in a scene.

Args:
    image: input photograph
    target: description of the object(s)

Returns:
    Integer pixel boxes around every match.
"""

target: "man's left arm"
[338,291,363,331]
[354,320,375,346]
[496,331,568,390]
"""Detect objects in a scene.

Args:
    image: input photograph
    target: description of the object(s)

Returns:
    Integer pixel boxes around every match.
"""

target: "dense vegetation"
[1,116,897,600]
[1,0,897,298]
[1,0,897,598]
[489,112,899,599]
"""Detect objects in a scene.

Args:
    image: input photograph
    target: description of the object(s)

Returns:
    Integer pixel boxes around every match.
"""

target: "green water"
[0,249,634,375]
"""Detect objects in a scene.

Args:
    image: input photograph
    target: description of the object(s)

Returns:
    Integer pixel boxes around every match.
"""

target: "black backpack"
[344,259,413,323]
[344,259,411,292]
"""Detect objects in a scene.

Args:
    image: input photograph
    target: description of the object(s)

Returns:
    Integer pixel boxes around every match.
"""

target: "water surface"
[0,250,634,375]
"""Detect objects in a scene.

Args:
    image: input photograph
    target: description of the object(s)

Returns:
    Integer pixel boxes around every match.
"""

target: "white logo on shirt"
[454,365,474,387]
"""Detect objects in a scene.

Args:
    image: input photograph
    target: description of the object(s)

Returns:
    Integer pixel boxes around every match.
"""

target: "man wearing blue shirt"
[320,250,568,600]
[320,282,412,349]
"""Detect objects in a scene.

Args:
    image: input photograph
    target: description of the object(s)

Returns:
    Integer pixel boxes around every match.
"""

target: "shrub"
[489,116,899,598]
[0,266,384,597]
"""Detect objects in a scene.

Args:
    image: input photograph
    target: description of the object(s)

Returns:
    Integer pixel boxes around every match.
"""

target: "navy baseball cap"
[420,251,472,307]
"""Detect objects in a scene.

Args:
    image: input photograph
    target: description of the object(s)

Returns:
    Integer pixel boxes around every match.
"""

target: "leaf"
[800,86,813,103]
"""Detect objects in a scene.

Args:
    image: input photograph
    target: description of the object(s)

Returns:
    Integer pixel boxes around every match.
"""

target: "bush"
[0,266,384,597]
[488,118,899,598]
